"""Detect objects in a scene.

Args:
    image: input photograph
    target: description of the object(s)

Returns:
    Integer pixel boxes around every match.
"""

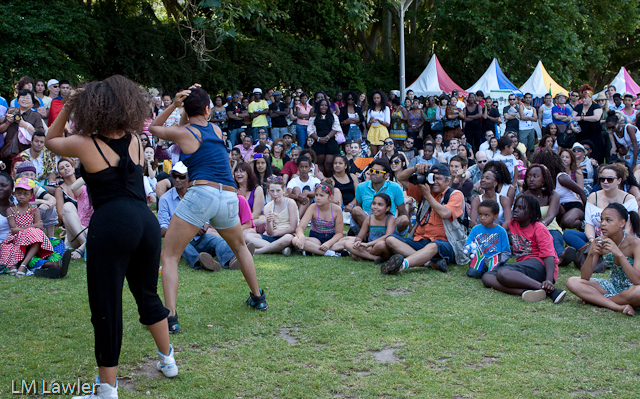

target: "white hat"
[571,142,586,152]
[47,79,59,87]
[253,88,262,94]
[170,162,188,175]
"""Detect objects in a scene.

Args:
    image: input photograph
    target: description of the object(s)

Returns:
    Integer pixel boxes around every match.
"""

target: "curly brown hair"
[599,163,628,181]
[68,75,148,137]
[523,164,555,196]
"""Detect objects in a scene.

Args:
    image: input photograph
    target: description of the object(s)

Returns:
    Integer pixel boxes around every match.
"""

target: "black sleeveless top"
[465,104,482,131]
[315,114,333,137]
[80,135,146,209]
[333,173,356,205]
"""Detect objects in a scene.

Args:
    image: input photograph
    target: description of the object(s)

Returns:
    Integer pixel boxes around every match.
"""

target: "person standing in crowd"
[269,91,289,140]
[367,90,391,156]
[151,84,267,337]
[210,96,228,131]
[408,98,425,149]
[518,93,538,156]
[339,91,365,144]
[248,88,269,140]
[482,97,500,137]
[295,93,312,146]
[227,92,247,147]
[389,97,408,145]
[621,93,637,125]
[607,110,640,171]
[567,90,581,114]
[605,85,617,109]
[46,75,178,399]
[0,89,45,165]
[552,93,572,134]
[463,93,483,151]
[573,85,605,163]
[503,93,520,135]
[308,99,341,177]
[33,79,49,120]
[610,93,624,112]
[538,93,554,131]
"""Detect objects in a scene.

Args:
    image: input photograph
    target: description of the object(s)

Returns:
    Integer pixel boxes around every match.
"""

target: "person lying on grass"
[245,176,298,256]
[566,203,640,316]
[343,193,396,261]
[292,182,345,256]
[481,194,566,304]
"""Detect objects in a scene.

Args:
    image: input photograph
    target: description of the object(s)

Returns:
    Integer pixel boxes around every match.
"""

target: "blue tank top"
[180,123,236,188]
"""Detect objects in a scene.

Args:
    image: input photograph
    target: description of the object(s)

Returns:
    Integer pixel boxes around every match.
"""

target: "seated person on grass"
[158,162,254,271]
[287,156,320,216]
[449,155,473,202]
[245,176,298,256]
[464,199,511,279]
[343,193,396,261]
[379,163,466,275]
[481,194,566,304]
[566,204,640,316]
[350,158,409,234]
[292,182,345,257]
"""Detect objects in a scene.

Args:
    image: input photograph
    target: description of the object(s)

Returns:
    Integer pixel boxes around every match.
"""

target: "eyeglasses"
[267,176,283,182]
[570,94,578,97]
[51,85,59,88]
[370,169,387,175]
[384,141,394,145]
[599,177,617,183]
[171,173,187,180]
[406,140,414,144]
[140,137,149,141]
[391,159,402,164]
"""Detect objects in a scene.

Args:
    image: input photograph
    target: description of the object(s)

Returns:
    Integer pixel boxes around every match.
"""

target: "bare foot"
[622,304,636,316]
[71,250,82,260]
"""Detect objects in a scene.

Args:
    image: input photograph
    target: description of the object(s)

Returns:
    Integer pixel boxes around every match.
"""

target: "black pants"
[86,199,168,367]
[465,129,483,153]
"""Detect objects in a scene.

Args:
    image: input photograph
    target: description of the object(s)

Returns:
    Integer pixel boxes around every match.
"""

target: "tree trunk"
[382,7,393,62]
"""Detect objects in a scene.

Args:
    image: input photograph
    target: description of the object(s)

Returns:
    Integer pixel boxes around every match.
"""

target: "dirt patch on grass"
[279,326,300,345]
[385,288,413,296]
[117,377,137,392]
[467,356,497,369]
[570,389,608,397]
[369,346,400,363]
[133,359,162,379]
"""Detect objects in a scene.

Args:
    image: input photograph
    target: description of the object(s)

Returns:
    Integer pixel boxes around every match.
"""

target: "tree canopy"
[0,0,638,99]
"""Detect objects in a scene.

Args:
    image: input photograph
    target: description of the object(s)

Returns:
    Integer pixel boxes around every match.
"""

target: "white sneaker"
[281,247,292,257]
[522,289,546,303]
[72,377,118,399]
[157,344,178,378]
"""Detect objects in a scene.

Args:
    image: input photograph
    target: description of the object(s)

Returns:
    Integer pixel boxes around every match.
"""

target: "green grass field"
[2,253,639,398]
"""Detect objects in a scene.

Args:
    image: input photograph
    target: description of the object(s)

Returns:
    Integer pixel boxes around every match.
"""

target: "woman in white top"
[470,170,512,229]
[245,178,298,256]
[366,90,391,156]
[483,137,499,160]
[532,149,587,230]
[606,110,640,171]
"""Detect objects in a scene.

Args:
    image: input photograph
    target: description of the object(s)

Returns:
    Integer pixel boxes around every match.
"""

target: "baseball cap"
[253,88,262,94]
[430,164,451,177]
[571,143,586,152]
[47,79,59,87]
[283,132,293,138]
[170,162,188,175]
[273,90,282,96]
[15,178,35,191]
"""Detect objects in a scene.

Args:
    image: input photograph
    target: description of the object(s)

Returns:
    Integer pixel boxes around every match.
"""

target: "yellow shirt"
[248,100,269,127]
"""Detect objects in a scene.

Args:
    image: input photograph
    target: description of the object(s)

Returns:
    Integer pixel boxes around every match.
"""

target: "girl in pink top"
[295,93,313,147]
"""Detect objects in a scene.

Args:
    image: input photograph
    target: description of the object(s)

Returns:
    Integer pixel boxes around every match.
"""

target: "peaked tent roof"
[606,67,640,96]
[519,61,568,97]
[407,54,467,97]
[466,58,519,94]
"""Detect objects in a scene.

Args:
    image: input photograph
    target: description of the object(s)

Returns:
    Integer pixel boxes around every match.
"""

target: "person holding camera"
[380,163,467,275]
[0,89,45,165]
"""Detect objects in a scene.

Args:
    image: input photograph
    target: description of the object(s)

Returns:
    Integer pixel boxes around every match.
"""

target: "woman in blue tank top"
[150,85,267,326]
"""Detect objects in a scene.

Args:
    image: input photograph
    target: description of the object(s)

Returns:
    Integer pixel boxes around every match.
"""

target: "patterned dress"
[389,109,407,141]
[0,207,54,266]
[593,253,635,298]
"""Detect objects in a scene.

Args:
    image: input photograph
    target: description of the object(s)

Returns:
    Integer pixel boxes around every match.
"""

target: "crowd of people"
[2,75,640,398]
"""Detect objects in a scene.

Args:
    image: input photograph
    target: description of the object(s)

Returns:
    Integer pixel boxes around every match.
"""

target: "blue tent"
[466,58,520,95]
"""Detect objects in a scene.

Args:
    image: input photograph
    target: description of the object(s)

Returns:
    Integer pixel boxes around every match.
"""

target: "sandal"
[16,265,26,278]
[70,248,84,260]
[8,267,18,276]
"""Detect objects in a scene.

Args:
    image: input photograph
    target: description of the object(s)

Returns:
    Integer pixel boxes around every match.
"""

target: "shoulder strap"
[624,193,631,203]
[92,138,111,167]
[135,134,142,164]
[185,126,202,143]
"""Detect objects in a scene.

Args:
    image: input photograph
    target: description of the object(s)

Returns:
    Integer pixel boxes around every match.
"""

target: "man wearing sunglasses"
[502,94,520,135]
[380,163,466,275]
[350,158,409,235]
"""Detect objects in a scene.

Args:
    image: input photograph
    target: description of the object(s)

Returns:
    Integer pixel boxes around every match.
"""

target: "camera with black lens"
[409,172,435,185]
[12,113,21,123]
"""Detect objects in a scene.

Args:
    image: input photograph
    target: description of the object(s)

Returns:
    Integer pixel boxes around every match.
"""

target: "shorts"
[175,185,239,230]
[388,234,455,263]
[40,207,59,228]
[310,230,334,243]
[312,137,340,156]
[485,258,549,283]
[518,129,536,151]
[260,234,283,243]
[346,125,362,142]
[561,201,584,212]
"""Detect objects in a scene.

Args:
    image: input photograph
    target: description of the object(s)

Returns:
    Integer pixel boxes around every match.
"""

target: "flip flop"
[59,248,72,278]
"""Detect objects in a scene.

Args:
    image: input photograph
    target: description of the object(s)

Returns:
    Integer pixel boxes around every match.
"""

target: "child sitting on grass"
[292,182,344,256]
[2,178,55,277]
[481,194,566,303]
[245,176,299,256]
[343,193,396,261]
[464,199,511,279]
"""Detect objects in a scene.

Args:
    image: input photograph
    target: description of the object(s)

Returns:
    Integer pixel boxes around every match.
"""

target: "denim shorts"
[175,185,239,230]
[388,234,455,263]
[346,125,362,142]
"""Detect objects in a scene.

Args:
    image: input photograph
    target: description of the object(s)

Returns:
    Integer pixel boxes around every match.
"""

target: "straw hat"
[594,92,607,101]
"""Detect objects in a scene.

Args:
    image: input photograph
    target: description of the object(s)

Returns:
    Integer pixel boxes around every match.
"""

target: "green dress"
[592,253,635,298]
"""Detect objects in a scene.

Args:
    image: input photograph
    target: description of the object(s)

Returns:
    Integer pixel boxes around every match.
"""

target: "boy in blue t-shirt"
[464,199,511,278]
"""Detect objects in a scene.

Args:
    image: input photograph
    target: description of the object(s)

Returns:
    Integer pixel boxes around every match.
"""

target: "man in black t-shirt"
[483,97,501,135]
[269,91,289,140]
[227,91,248,146]
[502,94,519,134]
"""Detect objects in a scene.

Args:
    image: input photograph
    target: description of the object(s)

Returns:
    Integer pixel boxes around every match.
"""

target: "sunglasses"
[314,183,332,194]
[478,160,488,164]
[51,85,59,88]
[391,159,402,164]
[572,148,584,152]
[171,173,187,180]
[370,169,387,175]
[384,141,394,145]
[140,137,149,141]
[406,141,414,144]
[267,176,283,182]
[599,177,617,183]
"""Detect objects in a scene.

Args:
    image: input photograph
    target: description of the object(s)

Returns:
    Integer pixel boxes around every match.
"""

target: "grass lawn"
[2,253,639,398]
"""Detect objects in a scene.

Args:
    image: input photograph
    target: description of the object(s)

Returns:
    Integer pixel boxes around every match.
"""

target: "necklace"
[616,231,626,247]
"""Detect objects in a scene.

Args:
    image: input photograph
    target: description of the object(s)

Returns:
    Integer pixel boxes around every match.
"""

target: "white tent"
[519,61,568,98]
[466,58,519,94]
[407,54,466,97]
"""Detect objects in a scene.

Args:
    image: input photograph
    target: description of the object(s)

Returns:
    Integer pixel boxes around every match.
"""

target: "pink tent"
[606,67,640,96]
[407,54,467,97]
